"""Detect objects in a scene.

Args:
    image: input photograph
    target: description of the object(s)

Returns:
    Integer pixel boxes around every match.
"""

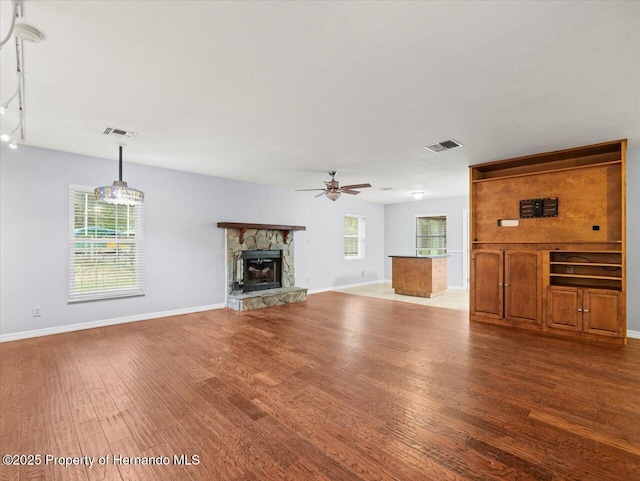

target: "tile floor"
[335,281,469,312]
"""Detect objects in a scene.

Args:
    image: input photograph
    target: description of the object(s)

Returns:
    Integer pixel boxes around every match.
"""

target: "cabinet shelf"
[550,262,621,268]
[551,250,622,254]
[548,250,624,292]
[550,279,622,291]
[550,273,622,281]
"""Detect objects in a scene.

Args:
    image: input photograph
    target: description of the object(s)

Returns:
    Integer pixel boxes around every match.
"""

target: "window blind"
[344,214,366,259]
[416,215,446,256]
[68,185,144,302]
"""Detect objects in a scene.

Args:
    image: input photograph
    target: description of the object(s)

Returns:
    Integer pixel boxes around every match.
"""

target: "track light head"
[14,23,43,43]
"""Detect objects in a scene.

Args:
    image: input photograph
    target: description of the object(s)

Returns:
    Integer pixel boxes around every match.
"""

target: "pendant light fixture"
[95,144,144,205]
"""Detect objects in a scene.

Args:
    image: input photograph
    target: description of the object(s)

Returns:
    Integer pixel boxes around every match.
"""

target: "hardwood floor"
[1,291,639,481]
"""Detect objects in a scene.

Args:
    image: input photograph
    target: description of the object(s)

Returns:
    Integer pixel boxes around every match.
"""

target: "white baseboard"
[627,330,640,339]
[308,280,385,295]
[0,303,226,343]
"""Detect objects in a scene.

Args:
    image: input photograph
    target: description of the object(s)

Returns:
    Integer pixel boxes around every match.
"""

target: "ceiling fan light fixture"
[326,191,341,201]
[296,171,370,201]
[95,144,144,206]
[411,192,424,200]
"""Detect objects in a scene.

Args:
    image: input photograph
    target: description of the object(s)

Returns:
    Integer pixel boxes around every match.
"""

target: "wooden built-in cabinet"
[545,250,623,338]
[470,250,503,319]
[470,250,539,325]
[547,286,622,337]
[469,140,627,344]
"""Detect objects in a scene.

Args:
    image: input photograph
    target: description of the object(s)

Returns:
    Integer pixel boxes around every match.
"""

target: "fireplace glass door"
[242,250,282,292]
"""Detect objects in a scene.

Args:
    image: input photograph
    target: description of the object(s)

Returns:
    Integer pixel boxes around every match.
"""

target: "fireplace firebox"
[242,250,282,292]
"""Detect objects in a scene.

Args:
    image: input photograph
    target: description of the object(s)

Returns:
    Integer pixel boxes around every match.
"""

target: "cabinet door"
[546,286,582,331]
[505,251,539,324]
[470,250,503,319]
[583,289,623,337]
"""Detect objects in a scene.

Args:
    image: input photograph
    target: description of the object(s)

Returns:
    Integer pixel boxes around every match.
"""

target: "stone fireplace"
[218,222,307,311]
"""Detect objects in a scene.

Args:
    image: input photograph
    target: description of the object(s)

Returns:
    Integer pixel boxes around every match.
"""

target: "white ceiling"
[1,0,639,203]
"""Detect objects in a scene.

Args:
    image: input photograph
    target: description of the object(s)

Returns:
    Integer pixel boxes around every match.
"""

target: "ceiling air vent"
[425,139,462,153]
[102,127,137,139]
[380,187,394,191]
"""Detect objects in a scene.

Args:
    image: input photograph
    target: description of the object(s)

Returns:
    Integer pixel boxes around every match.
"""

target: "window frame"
[344,213,366,260]
[415,214,447,257]
[68,184,145,303]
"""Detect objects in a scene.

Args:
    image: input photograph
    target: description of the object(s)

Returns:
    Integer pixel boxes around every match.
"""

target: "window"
[68,185,144,302]
[344,214,365,259]
[416,215,446,256]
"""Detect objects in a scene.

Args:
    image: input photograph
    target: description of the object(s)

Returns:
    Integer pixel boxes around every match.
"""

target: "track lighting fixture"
[95,145,145,206]
[0,74,21,115]
[0,1,43,148]
[0,1,18,48]
[1,114,22,143]
[14,23,43,43]
[0,2,43,48]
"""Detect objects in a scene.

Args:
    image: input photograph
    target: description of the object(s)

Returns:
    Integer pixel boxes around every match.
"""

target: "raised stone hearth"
[218,222,307,311]
[226,286,308,311]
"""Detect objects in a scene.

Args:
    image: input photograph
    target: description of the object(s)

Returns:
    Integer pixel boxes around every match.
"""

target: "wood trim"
[217,222,306,243]
[471,139,625,172]
[620,139,628,340]
[471,159,622,183]
[217,222,306,231]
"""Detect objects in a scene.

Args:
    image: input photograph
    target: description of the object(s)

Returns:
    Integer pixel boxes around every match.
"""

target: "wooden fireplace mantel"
[217,222,306,243]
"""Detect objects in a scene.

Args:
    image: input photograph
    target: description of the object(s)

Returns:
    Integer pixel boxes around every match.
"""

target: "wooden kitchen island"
[390,255,447,298]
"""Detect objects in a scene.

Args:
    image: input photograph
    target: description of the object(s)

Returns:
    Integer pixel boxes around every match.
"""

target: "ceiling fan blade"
[296,188,326,191]
[314,192,327,198]
[341,189,361,195]
[341,183,371,190]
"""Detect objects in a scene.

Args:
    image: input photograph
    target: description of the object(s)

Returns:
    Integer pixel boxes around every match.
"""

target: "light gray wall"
[0,144,385,336]
[626,146,639,332]
[384,196,469,288]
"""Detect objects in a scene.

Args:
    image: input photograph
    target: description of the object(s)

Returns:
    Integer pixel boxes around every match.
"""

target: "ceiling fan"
[296,171,372,201]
